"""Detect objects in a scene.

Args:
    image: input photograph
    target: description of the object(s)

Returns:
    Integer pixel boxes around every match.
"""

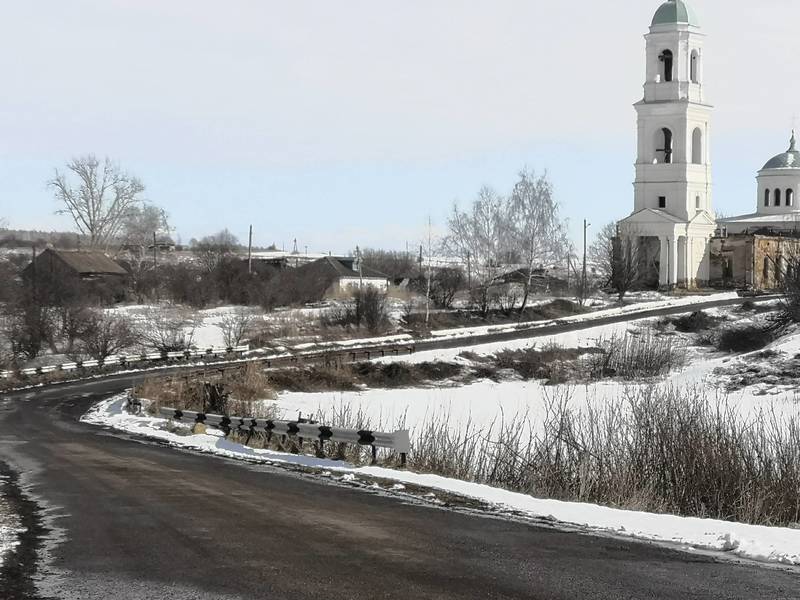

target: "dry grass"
[401,386,800,526]
[588,331,686,380]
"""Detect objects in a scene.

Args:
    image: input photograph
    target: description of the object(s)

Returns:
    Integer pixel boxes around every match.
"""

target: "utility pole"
[356,245,363,289]
[581,219,590,304]
[466,251,472,290]
[153,232,157,269]
[247,225,253,274]
[425,217,432,326]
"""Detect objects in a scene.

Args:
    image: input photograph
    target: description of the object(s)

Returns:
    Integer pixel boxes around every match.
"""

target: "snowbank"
[83,393,800,567]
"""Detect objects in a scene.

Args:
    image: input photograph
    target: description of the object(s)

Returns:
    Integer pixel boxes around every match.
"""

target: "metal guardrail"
[158,406,411,467]
[0,346,249,380]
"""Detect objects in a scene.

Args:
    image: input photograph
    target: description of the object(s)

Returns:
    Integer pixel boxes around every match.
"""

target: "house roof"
[46,249,128,275]
[321,256,388,280]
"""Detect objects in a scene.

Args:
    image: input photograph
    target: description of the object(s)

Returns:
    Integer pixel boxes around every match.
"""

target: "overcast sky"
[2,0,799,252]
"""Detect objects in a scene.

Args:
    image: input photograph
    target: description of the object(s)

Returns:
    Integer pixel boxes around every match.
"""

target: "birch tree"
[445,186,509,316]
[50,155,145,250]
[507,169,568,313]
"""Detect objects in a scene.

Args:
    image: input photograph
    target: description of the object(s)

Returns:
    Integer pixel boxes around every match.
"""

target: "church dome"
[652,0,700,27]
[761,132,800,170]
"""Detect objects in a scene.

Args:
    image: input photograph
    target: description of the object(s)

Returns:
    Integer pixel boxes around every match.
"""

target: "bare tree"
[192,229,240,272]
[589,222,618,287]
[612,235,642,302]
[49,156,145,249]
[119,203,171,302]
[122,203,171,252]
[137,309,197,352]
[429,267,465,309]
[81,311,135,361]
[218,309,253,348]
[769,250,800,332]
[445,186,508,316]
[507,169,568,313]
[4,302,55,361]
[0,217,8,230]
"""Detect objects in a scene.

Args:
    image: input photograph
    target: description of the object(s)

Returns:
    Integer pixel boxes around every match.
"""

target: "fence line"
[0,346,249,380]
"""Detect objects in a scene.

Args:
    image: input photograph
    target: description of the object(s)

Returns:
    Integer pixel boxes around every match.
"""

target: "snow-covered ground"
[83,394,800,566]
[278,314,800,435]
[0,484,22,568]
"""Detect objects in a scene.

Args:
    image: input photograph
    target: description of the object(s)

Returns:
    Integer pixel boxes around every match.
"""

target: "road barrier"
[0,346,249,380]
[158,406,411,467]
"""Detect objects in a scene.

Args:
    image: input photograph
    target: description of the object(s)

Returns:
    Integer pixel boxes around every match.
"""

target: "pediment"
[618,209,684,225]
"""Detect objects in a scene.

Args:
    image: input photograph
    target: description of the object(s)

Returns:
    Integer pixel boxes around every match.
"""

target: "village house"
[22,248,129,303]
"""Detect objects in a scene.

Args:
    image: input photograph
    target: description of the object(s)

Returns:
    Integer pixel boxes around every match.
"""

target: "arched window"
[765,189,771,206]
[787,188,794,207]
[692,128,703,164]
[656,128,673,164]
[775,189,782,207]
[764,257,770,283]
[690,50,699,83]
[659,50,674,82]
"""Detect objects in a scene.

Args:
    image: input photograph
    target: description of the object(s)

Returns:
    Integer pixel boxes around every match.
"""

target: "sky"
[2,0,800,253]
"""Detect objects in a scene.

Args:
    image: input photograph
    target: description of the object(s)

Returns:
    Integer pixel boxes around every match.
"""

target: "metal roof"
[761,132,800,170]
[652,0,700,27]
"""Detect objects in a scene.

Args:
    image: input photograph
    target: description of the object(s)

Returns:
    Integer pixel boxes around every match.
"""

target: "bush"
[589,331,685,380]
[673,311,712,333]
[320,287,389,334]
[715,325,774,353]
[407,386,800,526]
[494,345,583,383]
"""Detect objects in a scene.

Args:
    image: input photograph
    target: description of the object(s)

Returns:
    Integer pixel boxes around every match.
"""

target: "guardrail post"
[400,453,407,468]
[370,444,377,465]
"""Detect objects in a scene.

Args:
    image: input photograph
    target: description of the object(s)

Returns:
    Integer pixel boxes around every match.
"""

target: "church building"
[617,0,800,291]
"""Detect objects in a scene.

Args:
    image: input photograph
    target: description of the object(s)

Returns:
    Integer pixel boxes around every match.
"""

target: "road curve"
[1,381,800,599]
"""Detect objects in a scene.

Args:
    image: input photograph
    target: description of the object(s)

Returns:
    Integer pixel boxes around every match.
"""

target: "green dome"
[652,0,700,27]
[761,133,800,170]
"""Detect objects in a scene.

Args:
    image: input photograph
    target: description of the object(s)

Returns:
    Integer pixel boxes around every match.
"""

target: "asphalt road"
[2,380,800,599]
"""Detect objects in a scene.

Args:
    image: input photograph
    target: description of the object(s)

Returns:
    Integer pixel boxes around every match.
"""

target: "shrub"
[406,386,800,526]
[494,345,583,383]
[673,311,712,333]
[715,325,774,353]
[589,331,685,380]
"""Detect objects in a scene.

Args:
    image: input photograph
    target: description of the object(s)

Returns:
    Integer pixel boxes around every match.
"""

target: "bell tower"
[619,1,716,289]
[633,0,713,221]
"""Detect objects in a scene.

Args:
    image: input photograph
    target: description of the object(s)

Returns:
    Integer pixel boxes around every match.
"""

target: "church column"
[659,237,669,287]
[686,236,693,288]
[669,236,679,287]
